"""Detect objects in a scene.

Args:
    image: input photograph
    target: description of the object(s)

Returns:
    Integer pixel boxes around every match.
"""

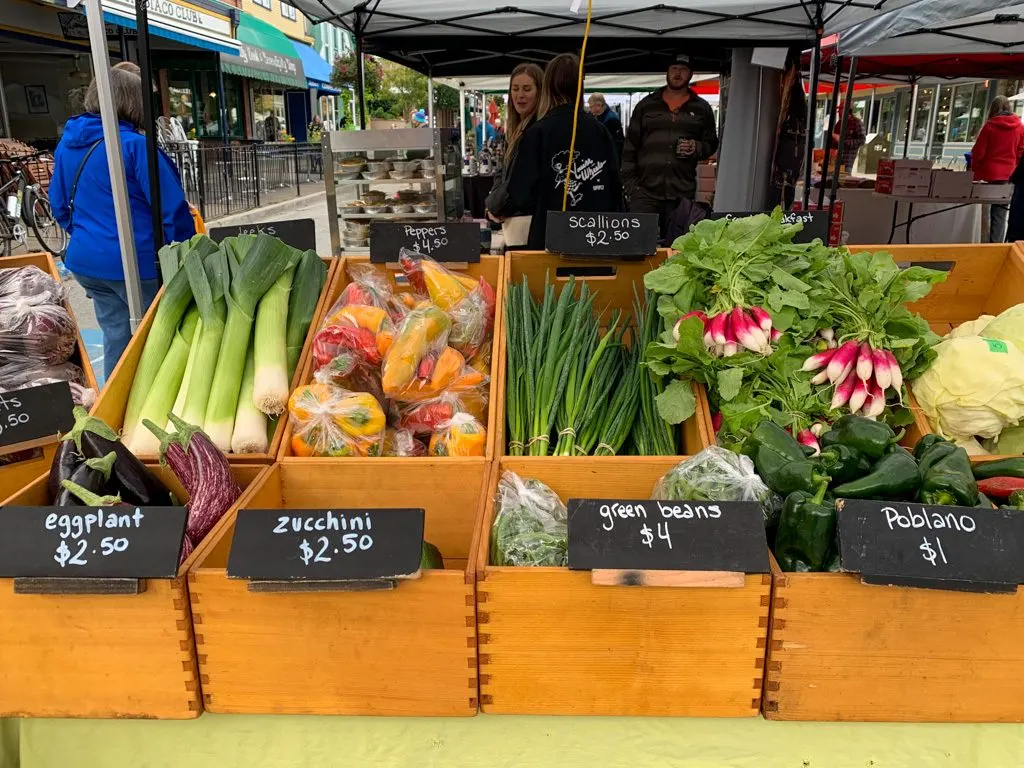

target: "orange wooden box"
[188,462,483,716]
[0,253,99,499]
[476,456,771,716]
[90,257,338,465]
[497,250,715,456]
[276,254,505,520]
[0,463,268,718]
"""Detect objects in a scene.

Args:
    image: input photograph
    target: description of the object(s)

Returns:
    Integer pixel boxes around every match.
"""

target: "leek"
[285,251,328,380]
[231,342,269,454]
[181,247,229,427]
[169,315,203,430]
[204,234,299,451]
[252,263,295,416]
[127,307,200,455]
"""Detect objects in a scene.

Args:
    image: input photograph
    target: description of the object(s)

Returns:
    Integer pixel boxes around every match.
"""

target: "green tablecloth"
[5,716,1024,767]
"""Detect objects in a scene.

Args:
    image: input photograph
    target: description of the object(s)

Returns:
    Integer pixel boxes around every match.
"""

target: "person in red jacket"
[971,96,1024,242]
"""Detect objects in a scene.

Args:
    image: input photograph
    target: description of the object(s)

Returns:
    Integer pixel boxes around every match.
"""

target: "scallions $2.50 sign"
[226,508,425,581]
[567,498,769,573]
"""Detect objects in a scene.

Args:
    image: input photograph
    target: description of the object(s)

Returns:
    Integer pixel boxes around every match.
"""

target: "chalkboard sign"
[837,499,1024,593]
[708,211,829,243]
[0,382,75,455]
[0,505,188,578]
[369,222,480,263]
[226,508,425,581]
[545,212,658,257]
[209,218,317,252]
[567,499,769,573]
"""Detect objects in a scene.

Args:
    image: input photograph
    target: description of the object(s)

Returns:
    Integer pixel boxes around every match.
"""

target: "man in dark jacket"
[588,93,624,157]
[621,53,719,238]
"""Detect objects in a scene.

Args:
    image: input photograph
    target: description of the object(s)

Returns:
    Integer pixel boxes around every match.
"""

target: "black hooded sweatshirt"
[493,103,623,250]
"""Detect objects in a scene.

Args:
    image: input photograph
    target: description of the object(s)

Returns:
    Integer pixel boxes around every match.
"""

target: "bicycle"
[0,151,68,258]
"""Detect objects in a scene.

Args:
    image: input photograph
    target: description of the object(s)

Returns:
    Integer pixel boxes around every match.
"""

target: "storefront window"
[197,71,220,139]
[912,87,935,142]
[895,91,910,143]
[969,84,991,141]
[225,76,244,138]
[168,77,196,138]
[931,85,953,146]
[947,84,975,143]
[877,95,897,140]
[252,85,287,141]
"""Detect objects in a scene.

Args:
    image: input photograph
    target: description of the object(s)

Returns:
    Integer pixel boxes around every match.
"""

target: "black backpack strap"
[68,139,103,226]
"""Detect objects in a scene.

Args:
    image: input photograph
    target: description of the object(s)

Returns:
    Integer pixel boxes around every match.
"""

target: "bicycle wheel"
[29,194,68,257]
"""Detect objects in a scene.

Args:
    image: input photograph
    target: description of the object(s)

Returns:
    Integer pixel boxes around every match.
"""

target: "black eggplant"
[47,439,82,500]
[63,407,174,506]
[54,452,116,506]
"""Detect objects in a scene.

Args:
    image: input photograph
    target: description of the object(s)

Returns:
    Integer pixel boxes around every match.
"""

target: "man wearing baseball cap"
[621,52,718,239]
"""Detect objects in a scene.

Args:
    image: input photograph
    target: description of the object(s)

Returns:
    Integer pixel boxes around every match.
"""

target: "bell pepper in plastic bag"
[428,412,487,456]
[332,262,393,313]
[287,383,386,457]
[378,428,427,457]
[382,305,451,397]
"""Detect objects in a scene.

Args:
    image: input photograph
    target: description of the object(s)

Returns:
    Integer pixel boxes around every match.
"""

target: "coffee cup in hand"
[676,138,697,158]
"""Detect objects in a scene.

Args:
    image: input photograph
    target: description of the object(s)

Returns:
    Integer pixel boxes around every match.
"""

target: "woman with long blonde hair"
[486,63,543,245]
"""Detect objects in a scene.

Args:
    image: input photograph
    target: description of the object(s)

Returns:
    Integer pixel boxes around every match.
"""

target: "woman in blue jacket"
[50,66,195,378]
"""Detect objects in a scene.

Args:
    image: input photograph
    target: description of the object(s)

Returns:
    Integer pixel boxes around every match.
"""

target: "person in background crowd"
[113,61,140,75]
[50,67,195,379]
[621,52,718,239]
[971,96,1024,242]
[264,112,281,142]
[768,48,808,210]
[485,63,543,247]
[588,93,624,157]
[474,116,498,150]
[1006,153,1024,242]
[489,53,622,250]
[308,114,324,174]
[832,102,865,173]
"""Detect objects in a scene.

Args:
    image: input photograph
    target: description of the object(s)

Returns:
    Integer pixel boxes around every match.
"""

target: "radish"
[802,347,837,372]
[709,312,728,345]
[797,429,821,456]
[722,313,738,357]
[732,307,767,353]
[811,370,830,385]
[673,310,709,342]
[848,377,869,414]
[821,328,835,343]
[750,306,773,332]
[826,340,859,384]
[872,348,892,391]
[856,342,874,381]
[885,350,904,399]
[703,330,714,349]
[770,329,782,343]
[712,412,723,432]
[831,370,857,410]
[810,422,826,437]
[866,381,887,418]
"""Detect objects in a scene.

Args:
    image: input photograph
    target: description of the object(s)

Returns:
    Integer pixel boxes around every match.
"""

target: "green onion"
[204,234,299,451]
[230,341,269,455]
[252,262,296,416]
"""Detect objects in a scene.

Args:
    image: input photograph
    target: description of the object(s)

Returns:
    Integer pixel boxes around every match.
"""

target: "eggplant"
[61,406,173,506]
[54,452,116,507]
[47,439,82,500]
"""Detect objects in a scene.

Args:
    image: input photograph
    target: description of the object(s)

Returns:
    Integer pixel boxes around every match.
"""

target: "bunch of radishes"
[674,306,781,357]
[802,338,904,418]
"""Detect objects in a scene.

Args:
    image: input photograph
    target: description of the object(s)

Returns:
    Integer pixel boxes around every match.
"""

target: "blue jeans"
[74,273,161,379]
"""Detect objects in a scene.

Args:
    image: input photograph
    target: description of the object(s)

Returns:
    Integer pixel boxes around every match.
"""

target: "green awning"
[221,12,306,89]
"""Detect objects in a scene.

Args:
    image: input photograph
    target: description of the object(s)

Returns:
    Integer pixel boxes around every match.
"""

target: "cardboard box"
[876,159,934,195]
[930,170,974,199]
[972,182,1013,201]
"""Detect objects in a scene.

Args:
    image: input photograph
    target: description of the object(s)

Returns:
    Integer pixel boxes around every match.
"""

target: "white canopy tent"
[435,73,719,94]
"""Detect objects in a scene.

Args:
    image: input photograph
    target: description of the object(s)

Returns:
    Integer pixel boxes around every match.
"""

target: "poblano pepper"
[767,459,832,497]
[741,421,805,482]
[919,445,979,507]
[832,450,922,500]
[830,415,903,460]
[972,457,1024,481]
[774,482,835,572]
[1004,490,1024,511]
[913,434,947,461]
[817,444,871,484]
[916,441,958,475]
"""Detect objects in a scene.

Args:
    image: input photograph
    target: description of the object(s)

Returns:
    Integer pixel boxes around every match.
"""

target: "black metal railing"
[164,142,324,221]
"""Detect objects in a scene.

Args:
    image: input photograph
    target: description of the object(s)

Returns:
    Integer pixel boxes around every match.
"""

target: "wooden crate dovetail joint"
[0,463,266,719]
[188,462,483,716]
[475,456,770,717]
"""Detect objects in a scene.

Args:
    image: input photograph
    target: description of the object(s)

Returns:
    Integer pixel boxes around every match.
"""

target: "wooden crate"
[188,462,483,716]
[764,553,1024,722]
[277,254,505,521]
[0,463,268,718]
[851,243,1024,451]
[476,456,771,716]
[91,257,338,465]
[497,250,714,456]
[0,253,99,498]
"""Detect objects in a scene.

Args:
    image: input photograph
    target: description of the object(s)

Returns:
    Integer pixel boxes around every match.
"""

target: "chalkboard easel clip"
[245,569,423,594]
[591,569,746,588]
[13,577,145,596]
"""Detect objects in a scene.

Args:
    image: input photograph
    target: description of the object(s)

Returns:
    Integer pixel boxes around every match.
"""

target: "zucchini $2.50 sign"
[227,508,425,582]
[568,498,769,574]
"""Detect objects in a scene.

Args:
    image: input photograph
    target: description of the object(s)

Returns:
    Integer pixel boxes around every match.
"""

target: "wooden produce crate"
[91,257,338,465]
[0,253,99,498]
[496,250,714,457]
[476,456,771,716]
[188,462,483,716]
[277,254,506,521]
[852,243,1024,451]
[0,463,268,718]
[764,552,1024,722]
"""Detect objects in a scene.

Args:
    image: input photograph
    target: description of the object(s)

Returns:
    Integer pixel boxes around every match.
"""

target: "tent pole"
[817,62,842,210]
[831,56,857,207]
[427,72,435,127]
[458,87,466,157]
[0,66,9,138]
[904,80,917,158]
[354,24,366,130]
[135,0,163,252]
[801,32,822,210]
[81,0,143,329]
